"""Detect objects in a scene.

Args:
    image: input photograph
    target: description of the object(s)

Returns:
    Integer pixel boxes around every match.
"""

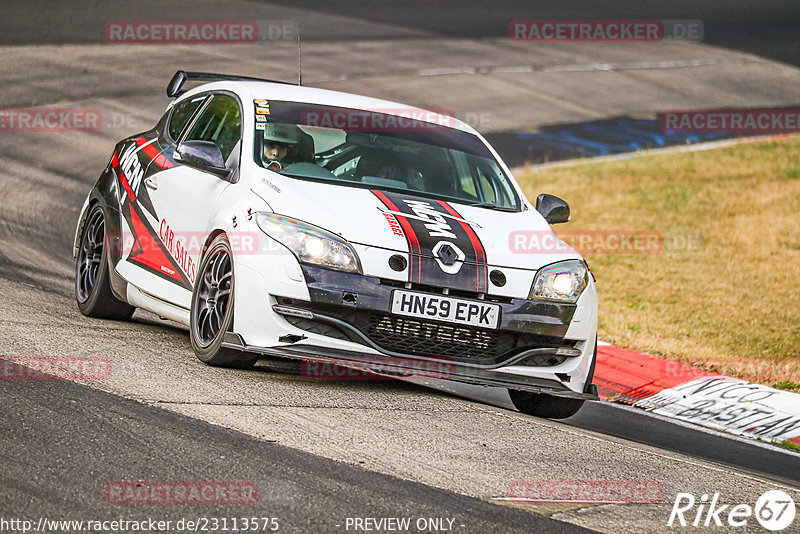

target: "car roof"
[176,80,478,134]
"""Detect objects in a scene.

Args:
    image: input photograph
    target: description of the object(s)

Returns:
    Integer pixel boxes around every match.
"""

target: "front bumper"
[223,332,596,400]
[227,265,598,400]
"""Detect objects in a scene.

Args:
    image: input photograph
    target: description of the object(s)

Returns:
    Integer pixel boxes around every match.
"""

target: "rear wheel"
[190,234,258,368]
[75,204,135,320]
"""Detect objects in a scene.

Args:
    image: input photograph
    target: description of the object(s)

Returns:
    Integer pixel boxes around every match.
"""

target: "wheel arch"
[73,196,100,258]
[201,228,228,259]
[74,176,128,304]
[74,158,123,258]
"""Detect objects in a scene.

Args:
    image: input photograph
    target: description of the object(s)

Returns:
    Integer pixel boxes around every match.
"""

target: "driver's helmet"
[260,123,301,170]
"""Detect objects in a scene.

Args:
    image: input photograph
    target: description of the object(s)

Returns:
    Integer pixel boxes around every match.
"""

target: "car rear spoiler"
[166,70,297,98]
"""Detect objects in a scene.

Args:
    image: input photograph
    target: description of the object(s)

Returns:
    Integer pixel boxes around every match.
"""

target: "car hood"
[252,173,579,272]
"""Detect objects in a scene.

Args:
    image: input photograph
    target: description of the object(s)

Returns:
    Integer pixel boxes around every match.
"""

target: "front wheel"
[510,339,596,419]
[190,234,258,368]
[509,391,585,419]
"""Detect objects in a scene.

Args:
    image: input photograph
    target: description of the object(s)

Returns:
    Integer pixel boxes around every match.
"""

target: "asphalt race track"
[1,2,799,533]
[1,366,579,533]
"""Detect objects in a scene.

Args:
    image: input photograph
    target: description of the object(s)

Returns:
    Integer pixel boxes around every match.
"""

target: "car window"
[300,128,513,208]
[465,154,516,207]
[183,94,242,161]
[250,101,521,211]
[167,96,205,142]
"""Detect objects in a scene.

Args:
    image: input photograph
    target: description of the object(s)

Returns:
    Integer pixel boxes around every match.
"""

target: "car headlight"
[529,260,588,303]
[255,212,361,273]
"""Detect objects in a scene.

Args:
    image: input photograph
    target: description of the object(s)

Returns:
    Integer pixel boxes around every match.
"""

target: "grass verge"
[780,440,800,452]
[515,137,800,390]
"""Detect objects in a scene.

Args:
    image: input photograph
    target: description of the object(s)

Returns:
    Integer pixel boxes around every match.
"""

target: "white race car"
[74,71,598,418]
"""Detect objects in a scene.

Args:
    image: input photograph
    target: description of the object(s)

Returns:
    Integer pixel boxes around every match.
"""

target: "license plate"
[391,290,500,329]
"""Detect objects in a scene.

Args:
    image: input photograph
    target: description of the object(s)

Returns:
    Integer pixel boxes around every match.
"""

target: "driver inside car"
[260,123,302,171]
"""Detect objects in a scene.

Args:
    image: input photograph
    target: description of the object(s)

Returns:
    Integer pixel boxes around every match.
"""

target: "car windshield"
[252,101,521,211]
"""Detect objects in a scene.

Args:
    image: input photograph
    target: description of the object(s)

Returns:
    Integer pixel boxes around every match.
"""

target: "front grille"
[360,312,564,363]
[275,299,572,365]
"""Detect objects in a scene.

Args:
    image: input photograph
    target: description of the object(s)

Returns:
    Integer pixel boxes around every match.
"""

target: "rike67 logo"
[668,490,795,531]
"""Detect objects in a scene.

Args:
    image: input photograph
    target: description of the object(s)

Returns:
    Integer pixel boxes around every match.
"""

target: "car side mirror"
[175,140,232,180]
[535,193,571,224]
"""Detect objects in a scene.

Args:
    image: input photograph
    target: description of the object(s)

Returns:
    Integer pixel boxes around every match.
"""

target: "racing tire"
[75,204,136,320]
[190,234,258,369]
[509,391,585,419]
[509,339,597,419]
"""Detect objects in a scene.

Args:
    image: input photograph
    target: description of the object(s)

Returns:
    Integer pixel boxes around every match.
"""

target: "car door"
[117,92,242,309]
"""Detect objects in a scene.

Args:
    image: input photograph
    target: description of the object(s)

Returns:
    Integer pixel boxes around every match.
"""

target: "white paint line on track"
[635,377,800,443]
[418,58,724,77]
[604,400,800,461]
[417,371,800,473]
[593,342,800,447]
[542,58,719,72]
[306,57,733,83]
[511,403,800,490]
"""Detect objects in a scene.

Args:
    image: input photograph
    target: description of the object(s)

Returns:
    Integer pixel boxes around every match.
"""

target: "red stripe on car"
[112,152,136,202]
[127,205,187,285]
[436,200,488,293]
[371,190,421,282]
[135,137,174,169]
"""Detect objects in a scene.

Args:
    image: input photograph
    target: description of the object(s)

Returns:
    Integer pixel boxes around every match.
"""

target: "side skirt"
[126,284,191,325]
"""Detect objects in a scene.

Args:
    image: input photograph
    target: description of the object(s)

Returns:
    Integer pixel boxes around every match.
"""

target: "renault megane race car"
[74,71,599,418]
